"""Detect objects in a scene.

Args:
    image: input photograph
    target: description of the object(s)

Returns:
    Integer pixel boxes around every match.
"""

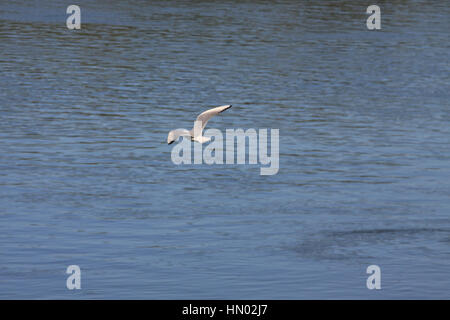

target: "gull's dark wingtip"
[219,104,232,113]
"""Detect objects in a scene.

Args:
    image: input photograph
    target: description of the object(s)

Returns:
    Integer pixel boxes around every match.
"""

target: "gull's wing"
[167,129,191,144]
[192,105,232,138]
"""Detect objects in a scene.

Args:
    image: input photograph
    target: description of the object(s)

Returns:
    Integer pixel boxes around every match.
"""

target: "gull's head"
[167,132,175,145]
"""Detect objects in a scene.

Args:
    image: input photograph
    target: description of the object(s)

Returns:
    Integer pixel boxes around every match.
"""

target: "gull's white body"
[167,105,232,144]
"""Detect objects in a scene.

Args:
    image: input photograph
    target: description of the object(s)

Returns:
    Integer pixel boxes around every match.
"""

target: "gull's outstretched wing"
[192,105,232,138]
[167,129,191,144]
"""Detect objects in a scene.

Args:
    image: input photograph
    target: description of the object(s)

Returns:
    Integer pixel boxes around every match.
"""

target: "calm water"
[0,1,449,299]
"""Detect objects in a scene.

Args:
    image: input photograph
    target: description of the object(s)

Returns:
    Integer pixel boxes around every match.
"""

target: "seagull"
[167,105,232,144]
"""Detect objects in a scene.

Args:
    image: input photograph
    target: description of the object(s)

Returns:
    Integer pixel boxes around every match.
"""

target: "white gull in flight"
[167,105,232,144]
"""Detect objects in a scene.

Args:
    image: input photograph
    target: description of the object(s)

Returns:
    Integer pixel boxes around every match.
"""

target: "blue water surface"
[0,0,449,299]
